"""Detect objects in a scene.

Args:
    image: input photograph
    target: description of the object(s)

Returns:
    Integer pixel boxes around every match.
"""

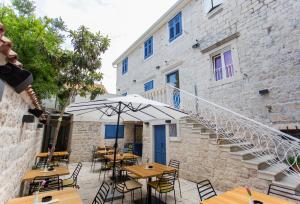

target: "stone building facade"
[0,83,43,203]
[113,0,300,130]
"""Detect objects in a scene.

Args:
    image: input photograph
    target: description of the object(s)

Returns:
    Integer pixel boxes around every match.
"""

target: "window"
[122,92,127,96]
[203,0,223,13]
[168,12,182,42]
[122,57,128,75]
[144,37,153,59]
[144,80,154,92]
[213,49,234,81]
[166,71,180,88]
[169,124,177,137]
[105,125,124,139]
[0,80,4,101]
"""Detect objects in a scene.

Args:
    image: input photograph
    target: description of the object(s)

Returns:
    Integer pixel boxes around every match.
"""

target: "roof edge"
[112,0,191,66]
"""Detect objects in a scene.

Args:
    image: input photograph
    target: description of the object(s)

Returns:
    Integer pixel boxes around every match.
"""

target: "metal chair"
[61,162,82,188]
[60,151,71,167]
[98,159,114,181]
[267,183,300,201]
[92,181,110,204]
[91,146,102,172]
[169,159,182,197]
[29,175,61,195]
[196,179,217,201]
[148,170,177,204]
[111,170,143,204]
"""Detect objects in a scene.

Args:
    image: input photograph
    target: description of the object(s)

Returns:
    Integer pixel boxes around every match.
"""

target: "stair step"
[273,175,300,190]
[244,155,277,170]
[258,163,288,181]
[230,148,264,160]
[217,138,246,145]
[219,142,253,152]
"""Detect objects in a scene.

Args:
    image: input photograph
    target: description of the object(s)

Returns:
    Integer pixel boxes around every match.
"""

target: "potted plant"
[287,156,300,172]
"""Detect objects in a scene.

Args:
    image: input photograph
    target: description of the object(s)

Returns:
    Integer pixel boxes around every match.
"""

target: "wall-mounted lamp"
[259,89,270,95]
[156,66,160,70]
[192,39,200,49]
[144,122,150,126]
[165,120,172,124]
[133,79,136,83]
[117,88,121,91]
[265,105,272,113]
[22,115,35,123]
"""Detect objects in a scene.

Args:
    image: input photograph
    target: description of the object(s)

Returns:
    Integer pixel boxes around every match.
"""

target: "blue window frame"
[144,80,154,92]
[144,37,153,59]
[122,58,128,75]
[105,125,124,139]
[168,12,182,42]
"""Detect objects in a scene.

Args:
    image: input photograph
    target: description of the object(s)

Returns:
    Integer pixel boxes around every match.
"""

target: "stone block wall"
[0,83,43,203]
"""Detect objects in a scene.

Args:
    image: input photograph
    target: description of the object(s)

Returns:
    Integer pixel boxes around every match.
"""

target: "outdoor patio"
[71,162,201,204]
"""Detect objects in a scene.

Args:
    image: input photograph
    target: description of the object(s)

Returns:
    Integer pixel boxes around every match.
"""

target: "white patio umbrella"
[66,94,187,181]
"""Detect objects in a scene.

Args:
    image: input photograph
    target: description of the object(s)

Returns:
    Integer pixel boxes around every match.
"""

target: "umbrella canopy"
[66,94,187,181]
[66,94,186,122]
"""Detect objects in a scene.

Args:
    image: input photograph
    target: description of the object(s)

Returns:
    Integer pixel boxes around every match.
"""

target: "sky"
[4,0,178,93]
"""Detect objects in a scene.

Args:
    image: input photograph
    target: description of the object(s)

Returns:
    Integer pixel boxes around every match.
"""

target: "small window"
[168,12,182,42]
[213,49,234,81]
[122,57,128,75]
[105,125,124,139]
[122,92,127,96]
[203,0,223,13]
[144,80,154,92]
[169,124,177,137]
[144,37,153,59]
[166,70,180,88]
[0,80,4,101]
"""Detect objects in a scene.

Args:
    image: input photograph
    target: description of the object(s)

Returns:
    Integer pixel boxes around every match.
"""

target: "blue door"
[154,125,166,165]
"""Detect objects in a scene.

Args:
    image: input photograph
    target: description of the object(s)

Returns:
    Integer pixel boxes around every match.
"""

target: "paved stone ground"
[67,162,201,204]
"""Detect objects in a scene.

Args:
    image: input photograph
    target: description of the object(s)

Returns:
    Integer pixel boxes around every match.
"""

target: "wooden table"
[97,149,114,156]
[125,162,176,204]
[104,153,139,161]
[201,187,294,204]
[36,151,69,158]
[7,188,83,204]
[20,166,70,196]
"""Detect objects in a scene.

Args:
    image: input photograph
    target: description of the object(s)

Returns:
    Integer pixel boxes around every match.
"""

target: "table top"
[201,187,294,204]
[7,188,83,204]
[124,162,176,179]
[22,166,70,182]
[36,151,69,158]
[97,149,114,155]
[104,153,139,161]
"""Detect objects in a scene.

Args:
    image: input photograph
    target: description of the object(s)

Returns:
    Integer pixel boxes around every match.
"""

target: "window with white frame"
[203,0,223,13]
[169,124,177,137]
[144,37,153,59]
[122,57,128,75]
[213,49,234,81]
[144,80,154,92]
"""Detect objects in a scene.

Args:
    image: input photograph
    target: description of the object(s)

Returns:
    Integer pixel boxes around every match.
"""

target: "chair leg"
[165,193,167,203]
[91,160,94,171]
[133,190,135,201]
[173,189,177,204]
[140,188,142,203]
[177,178,182,198]
[111,187,115,204]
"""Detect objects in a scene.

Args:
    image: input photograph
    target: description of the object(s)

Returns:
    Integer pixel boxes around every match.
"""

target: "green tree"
[12,0,36,16]
[0,5,66,99]
[48,26,110,160]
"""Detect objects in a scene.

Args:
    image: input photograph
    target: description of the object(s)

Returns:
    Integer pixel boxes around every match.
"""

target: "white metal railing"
[143,85,300,182]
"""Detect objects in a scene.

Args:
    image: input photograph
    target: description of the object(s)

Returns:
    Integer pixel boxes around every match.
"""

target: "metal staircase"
[143,85,300,189]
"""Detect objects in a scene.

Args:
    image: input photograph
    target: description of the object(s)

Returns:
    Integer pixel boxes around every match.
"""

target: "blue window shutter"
[144,80,154,92]
[105,125,125,139]
[169,12,182,42]
[122,58,128,75]
[144,37,153,59]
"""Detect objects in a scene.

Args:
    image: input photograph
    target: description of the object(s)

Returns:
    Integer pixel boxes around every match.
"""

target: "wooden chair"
[61,162,82,188]
[111,171,143,204]
[196,179,217,201]
[92,181,110,204]
[29,175,61,195]
[267,183,300,202]
[148,170,177,203]
[169,159,182,197]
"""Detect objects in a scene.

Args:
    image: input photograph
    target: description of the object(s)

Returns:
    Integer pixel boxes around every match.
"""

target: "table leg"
[147,177,152,204]
[19,181,25,197]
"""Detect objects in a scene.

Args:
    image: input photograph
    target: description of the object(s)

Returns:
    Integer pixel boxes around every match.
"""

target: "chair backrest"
[29,175,60,195]
[156,170,176,193]
[71,162,82,180]
[197,179,217,201]
[92,181,110,204]
[268,184,300,201]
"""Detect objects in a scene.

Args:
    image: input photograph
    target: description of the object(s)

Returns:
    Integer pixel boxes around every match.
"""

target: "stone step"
[273,175,300,190]
[219,142,254,152]
[258,163,288,181]
[217,138,246,145]
[230,148,264,160]
[244,154,277,170]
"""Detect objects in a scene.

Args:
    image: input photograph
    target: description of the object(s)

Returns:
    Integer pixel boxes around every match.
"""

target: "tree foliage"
[11,0,36,16]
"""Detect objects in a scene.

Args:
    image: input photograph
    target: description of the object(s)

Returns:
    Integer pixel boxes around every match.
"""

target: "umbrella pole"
[112,102,121,181]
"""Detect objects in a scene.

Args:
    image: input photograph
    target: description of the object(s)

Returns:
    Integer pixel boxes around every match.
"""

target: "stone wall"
[115,0,300,129]
[0,83,43,203]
